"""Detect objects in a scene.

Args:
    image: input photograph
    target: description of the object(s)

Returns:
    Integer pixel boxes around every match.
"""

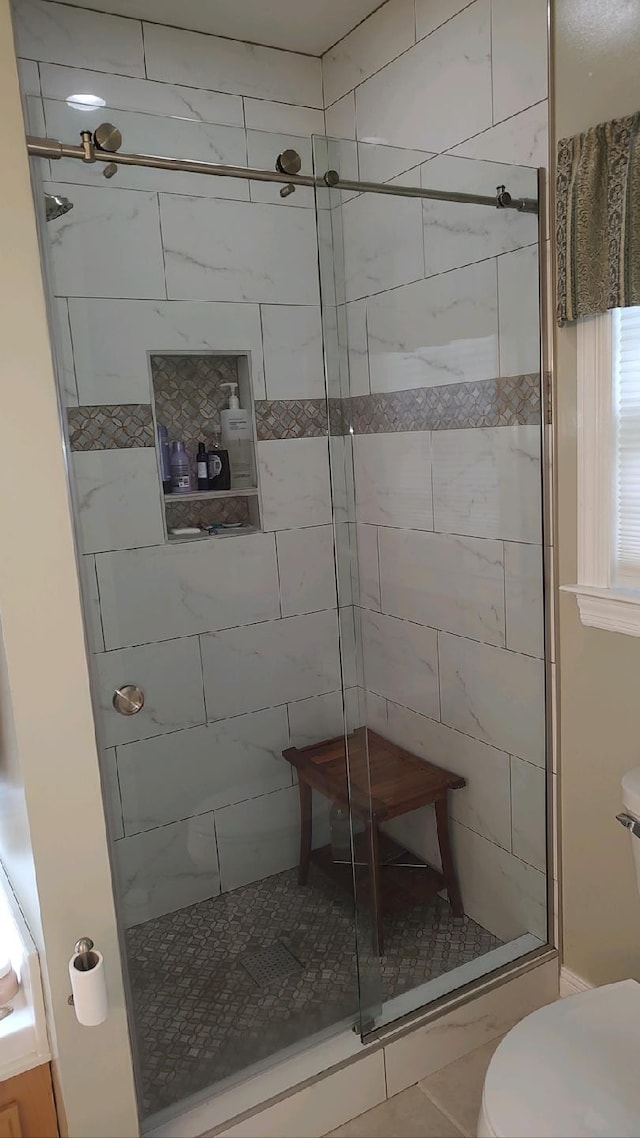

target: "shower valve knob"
[113,685,144,715]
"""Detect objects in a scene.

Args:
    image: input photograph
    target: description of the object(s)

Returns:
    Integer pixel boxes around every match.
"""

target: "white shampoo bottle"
[220,382,253,489]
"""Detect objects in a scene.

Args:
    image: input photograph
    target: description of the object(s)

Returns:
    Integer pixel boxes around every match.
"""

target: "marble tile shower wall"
[14,0,348,927]
[322,0,549,942]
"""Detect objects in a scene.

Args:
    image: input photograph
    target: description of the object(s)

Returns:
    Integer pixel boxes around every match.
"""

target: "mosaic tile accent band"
[254,398,329,440]
[67,376,542,450]
[346,373,541,434]
[165,496,250,530]
[67,404,154,450]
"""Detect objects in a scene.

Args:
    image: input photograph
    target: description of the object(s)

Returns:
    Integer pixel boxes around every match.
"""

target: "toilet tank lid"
[622,767,640,815]
[483,981,640,1138]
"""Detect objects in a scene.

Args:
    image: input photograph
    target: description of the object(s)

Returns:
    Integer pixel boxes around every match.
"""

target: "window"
[564,306,640,634]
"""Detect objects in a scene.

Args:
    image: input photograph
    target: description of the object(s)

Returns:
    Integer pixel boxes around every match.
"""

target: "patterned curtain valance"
[556,111,640,325]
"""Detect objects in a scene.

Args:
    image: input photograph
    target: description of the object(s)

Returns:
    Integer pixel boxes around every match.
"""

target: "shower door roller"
[112,685,144,715]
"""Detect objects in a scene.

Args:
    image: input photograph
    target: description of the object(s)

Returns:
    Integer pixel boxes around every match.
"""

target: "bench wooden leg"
[366,822,384,955]
[435,797,463,917]
[297,778,312,886]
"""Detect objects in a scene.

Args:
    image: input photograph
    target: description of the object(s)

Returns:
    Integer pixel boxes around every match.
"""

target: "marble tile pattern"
[125,866,500,1117]
[322,0,415,107]
[67,299,266,406]
[504,540,545,658]
[354,2,493,154]
[365,262,499,393]
[378,527,506,646]
[490,0,548,122]
[510,756,547,872]
[341,187,425,302]
[44,182,167,301]
[450,101,548,169]
[438,632,545,767]
[215,785,331,892]
[116,706,293,836]
[243,99,324,136]
[96,533,280,649]
[43,97,250,201]
[101,748,124,842]
[94,635,206,748]
[431,425,542,543]
[52,297,77,406]
[159,194,320,305]
[353,431,434,529]
[415,0,476,41]
[383,960,557,1096]
[276,526,338,617]
[72,448,165,554]
[329,1086,462,1138]
[385,701,513,853]
[15,0,145,75]
[361,610,440,720]
[143,20,322,107]
[80,555,105,654]
[39,62,245,126]
[329,1035,510,1137]
[260,305,325,399]
[498,245,541,377]
[114,812,220,928]
[257,437,332,530]
[201,610,341,720]
[246,131,314,209]
[287,690,347,748]
[450,819,547,942]
[420,155,538,278]
[67,404,154,450]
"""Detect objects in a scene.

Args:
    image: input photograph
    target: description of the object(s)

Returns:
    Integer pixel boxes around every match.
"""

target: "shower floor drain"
[240,941,303,988]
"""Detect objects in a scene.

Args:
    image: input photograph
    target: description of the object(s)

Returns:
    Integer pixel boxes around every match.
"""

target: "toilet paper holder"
[72,937,99,971]
[68,937,98,1001]
[68,937,108,1025]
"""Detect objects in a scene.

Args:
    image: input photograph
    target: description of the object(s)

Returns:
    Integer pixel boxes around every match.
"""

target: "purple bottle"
[170,440,191,494]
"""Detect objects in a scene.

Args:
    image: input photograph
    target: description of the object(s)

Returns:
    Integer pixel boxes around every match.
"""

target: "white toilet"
[477,767,640,1138]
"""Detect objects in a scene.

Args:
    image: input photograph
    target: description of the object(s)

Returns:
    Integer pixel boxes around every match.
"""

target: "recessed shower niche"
[150,353,261,541]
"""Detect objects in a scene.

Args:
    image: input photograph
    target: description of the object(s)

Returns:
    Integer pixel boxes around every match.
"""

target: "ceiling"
[59,0,384,55]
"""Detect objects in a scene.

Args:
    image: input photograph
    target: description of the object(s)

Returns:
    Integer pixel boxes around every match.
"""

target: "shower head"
[45,193,73,222]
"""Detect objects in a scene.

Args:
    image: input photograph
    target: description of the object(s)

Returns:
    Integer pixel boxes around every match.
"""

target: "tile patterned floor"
[126,866,501,1119]
[327,1036,505,1137]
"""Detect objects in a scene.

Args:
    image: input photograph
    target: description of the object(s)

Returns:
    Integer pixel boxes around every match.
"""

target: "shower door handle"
[112,685,144,715]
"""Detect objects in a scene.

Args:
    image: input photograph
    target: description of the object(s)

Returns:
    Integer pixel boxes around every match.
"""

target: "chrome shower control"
[113,685,144,715]
[94,122,122,153]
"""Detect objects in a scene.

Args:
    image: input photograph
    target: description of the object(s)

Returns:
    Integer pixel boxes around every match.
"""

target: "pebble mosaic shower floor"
[126,866,501,1118]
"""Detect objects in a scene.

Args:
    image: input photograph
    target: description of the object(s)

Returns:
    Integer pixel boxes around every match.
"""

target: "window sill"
[562,584,640,636]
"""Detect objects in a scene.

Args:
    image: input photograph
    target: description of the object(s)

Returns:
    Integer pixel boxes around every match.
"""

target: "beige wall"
[0,4,138,1132]
[555,0,640,983]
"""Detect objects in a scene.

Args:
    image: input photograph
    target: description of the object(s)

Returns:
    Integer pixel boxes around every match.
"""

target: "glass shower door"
[315,133,549,1034]
[27,91,370,1122]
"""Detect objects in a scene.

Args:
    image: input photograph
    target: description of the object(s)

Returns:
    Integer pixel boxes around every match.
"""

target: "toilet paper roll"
[69,949,108,1026]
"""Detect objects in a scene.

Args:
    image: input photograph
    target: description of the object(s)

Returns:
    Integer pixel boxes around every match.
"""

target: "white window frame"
[562,310,640,636]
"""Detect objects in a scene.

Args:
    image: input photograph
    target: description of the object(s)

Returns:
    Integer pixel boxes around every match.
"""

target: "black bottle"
[207,432,231,491]
[197,442,209,490]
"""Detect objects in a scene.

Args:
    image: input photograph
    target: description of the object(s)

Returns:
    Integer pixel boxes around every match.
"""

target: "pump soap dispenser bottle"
[220,382,253,490]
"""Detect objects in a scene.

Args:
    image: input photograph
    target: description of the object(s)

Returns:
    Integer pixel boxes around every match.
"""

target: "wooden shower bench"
[282,727,466,954]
